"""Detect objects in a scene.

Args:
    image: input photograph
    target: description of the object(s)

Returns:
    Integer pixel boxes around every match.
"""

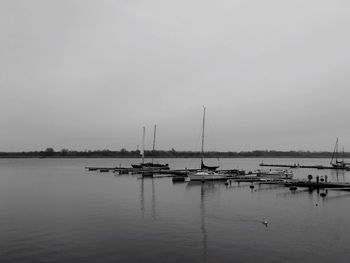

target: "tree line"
[0,148,348,158]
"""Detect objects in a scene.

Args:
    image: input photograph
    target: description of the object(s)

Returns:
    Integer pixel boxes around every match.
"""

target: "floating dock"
[85,166,175,175]
[85,166,247,176]
[284,181,350,189]
[259,162,350,170]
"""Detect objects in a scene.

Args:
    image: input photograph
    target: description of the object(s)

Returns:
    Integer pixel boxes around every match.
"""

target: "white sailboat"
[330,138,349,169]
[188,107,225,181]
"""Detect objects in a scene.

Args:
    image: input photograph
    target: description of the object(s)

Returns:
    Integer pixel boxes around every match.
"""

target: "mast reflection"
[186,181,218,258]
[200,183,208,257]
[140,178,145,218]
[139,177,157,220]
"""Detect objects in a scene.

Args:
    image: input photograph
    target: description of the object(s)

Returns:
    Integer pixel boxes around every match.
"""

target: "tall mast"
[142,126,145,164]
[201,107,206,162]
[152,124,156,163]
[336,138,339,162]
[331,137,338,165]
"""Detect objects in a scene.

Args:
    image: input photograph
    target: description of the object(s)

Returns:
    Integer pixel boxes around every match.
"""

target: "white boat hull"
[188,171,227,181]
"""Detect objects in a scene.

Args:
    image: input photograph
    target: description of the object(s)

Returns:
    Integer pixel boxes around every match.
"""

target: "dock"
[85,166,178,175]
[282,181,350,189]
[259,162,350,170]
[85,164,350,195]
[85,166,247,176]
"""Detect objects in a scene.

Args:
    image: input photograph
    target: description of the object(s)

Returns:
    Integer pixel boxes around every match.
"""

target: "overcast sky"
[1,0,350,152]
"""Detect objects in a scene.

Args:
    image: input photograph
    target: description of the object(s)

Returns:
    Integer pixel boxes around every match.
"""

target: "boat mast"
[331,138,338,165]
[336,138,339,163]
[201,106,206,164]
[152,124,156,164]
[142,126,145,164]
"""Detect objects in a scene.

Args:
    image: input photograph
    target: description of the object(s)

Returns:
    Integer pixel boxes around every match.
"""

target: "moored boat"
[131,125,169,171]
[188,170,227,181]
[188,107,225,181]
[330,138,349,169]
[135,162,169,170]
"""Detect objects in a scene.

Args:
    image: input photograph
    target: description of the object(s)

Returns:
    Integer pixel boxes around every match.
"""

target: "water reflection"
[151,179,156,220]
[330,169,345,182]
[255,184,285,192]
[200,183,208,257]
[323,192,350,201]
[139,177,157,220]
[140,178,145,218]
[276,188,314,198]
[186,181,220,259]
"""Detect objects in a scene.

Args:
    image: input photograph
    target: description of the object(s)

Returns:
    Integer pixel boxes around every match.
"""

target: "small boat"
[188,170,227,181]
[256,169,293,179]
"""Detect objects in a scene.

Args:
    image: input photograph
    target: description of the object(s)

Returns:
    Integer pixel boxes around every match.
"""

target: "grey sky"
[1,0,350,152]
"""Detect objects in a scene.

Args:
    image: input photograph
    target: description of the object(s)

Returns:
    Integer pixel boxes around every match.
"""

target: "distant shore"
[0,149,348,159]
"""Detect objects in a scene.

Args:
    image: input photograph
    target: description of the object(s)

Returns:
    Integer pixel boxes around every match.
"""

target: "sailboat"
[188,107,225,181]
[131,126,146,169]
[330,138,349,169]
[131,125,169,170]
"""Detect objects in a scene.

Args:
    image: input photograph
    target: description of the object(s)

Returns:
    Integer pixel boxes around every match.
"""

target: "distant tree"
[45,147,55,156]
[61,149,69,156]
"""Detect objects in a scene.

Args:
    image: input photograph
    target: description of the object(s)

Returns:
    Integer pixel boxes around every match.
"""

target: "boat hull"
[188,173,228,181]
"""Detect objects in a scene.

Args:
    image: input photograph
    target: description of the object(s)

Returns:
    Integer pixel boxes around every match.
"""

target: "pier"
[85,166,247,176]
[259,162,350,170]
[86,165,350,194]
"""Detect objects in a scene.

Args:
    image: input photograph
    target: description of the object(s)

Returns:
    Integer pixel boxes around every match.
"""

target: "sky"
[1,0,350,152]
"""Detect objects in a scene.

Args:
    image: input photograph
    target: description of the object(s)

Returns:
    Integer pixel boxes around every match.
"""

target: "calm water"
[0,158,350,263]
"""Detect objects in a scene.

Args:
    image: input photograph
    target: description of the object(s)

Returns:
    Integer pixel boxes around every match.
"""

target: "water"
[0,158,350,262]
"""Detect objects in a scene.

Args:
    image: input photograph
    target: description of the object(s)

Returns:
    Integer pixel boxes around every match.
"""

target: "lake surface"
[0,158,350,263]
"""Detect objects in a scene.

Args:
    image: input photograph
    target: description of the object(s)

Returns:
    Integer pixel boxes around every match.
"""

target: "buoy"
[225,182,229,186]
[250,185,254,189]
[320,192,327,197]
[290,186,297,191]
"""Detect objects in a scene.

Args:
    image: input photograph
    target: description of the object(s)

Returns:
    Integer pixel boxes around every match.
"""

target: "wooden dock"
[285,181,350,189]
[259,163,350,170]
[85,166,247,176]
[85,166,175,175]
